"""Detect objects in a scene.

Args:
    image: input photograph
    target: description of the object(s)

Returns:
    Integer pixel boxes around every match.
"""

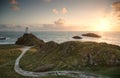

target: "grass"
[20,41,120,78]
[0,44,72,78]
[1,42,119,78]
[78,66,120,78]
[0,44,29,78]
[20,47,41,71]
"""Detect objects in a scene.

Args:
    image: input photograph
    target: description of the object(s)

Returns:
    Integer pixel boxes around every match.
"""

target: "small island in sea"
[72,36,82,39]
[82,33,102,38]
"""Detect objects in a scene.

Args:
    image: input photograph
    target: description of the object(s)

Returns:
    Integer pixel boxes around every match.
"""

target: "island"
[72,36,82,39]
[82,33,101,38]
[0,37,6,40]
[15,33,44,46]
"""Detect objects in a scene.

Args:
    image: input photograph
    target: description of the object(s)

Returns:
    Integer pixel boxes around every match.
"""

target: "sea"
[0,31,120,46]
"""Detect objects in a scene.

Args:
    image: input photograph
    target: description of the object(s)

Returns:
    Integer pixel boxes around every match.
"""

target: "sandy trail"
[14,46,107,78]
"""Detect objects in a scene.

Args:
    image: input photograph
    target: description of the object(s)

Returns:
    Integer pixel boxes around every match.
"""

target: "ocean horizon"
[0,31,120,46]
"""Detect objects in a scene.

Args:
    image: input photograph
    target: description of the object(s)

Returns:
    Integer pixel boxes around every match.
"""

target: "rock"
[34,64,55,72]
[15,33,44,46]
[72,36,82,39]
[0,37,6,40]
[82,33,101,38]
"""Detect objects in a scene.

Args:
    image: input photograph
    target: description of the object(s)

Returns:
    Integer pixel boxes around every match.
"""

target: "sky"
[0,0,120,31]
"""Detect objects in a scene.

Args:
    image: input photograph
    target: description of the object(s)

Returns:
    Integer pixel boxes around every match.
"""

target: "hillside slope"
[39,41,120,68]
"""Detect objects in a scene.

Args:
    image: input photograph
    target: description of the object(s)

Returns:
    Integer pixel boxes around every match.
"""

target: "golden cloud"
[54,18,65,25]
[52,9,59,14]
[9,0,18,5]
[61,8,68,14]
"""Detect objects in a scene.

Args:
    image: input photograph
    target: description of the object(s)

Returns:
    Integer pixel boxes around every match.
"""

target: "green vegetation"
[20,41,120,78]
[0,44,71,78]
[78,66,120,78]
[1,42,119,78]
[0,44,27,78]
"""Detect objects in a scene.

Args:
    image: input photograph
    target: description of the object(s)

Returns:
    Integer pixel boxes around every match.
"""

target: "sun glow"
[94,17,112,31]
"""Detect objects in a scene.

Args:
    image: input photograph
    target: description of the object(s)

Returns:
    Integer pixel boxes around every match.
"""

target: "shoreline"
[0,31,120,46]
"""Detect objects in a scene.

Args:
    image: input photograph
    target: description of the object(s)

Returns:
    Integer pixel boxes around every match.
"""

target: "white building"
[25,27,29,34]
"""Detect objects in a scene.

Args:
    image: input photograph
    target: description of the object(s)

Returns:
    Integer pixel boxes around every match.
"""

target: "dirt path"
[14,46,108,78]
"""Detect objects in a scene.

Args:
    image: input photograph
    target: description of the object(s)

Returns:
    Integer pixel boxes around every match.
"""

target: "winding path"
[14,46,108,78]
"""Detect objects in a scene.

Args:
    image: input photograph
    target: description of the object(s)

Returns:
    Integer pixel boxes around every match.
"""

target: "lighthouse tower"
[25,27,29,34]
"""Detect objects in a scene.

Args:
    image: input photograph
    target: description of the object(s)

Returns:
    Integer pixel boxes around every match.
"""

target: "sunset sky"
[0,0,120,31]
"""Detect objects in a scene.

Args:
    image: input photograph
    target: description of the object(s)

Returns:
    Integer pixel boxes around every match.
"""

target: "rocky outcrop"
[0,37,6,40]
[15,33,44,46]
[72,36,82,39]
[82,33,101,38]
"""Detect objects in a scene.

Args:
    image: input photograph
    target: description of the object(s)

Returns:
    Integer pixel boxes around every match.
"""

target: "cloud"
[61,8,68,14]
[52,8,68,15]
[52,9,59,14]
[9,0,18,5]
[9,0,20,11]
[11,5,20,11]
[0,24,91,31]
[41,24,89,31]
[111,1,120,29]
[0,24,24,31]
[0,25,8,29]
[40,24,56,30]
[112,1,120,11]
[44,0,52,2]
[118,14,120,17]
[112,1,120,19]
[54,18,65,25]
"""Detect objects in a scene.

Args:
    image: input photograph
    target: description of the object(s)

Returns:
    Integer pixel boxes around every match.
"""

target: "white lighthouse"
[25,27,29,34]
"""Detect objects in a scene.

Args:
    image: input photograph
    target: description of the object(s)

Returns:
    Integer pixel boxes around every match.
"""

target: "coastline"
[0,31,120,46]
[0,42,120,78]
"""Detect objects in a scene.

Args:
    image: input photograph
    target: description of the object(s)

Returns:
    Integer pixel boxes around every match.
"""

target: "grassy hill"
[0,44,71,78]
[0,44,25,78]
[20,41,120,78]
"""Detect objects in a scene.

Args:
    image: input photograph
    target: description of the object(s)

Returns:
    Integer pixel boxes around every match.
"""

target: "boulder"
[82,33,101,38]
[34,64,55,72]
[15,33,44,46]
